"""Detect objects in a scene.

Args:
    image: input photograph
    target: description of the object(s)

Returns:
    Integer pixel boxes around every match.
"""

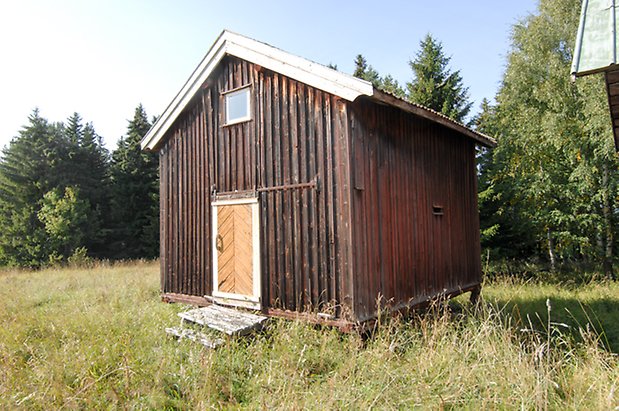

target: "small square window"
[225,87,251,125]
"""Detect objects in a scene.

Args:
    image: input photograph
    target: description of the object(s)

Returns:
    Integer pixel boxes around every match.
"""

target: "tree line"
[352,0,616,279]
[0,105,158,267]
[477,0,617,279]
[3,0,616,278]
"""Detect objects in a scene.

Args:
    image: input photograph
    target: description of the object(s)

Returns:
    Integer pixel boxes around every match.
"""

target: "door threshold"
[206,294,261,310]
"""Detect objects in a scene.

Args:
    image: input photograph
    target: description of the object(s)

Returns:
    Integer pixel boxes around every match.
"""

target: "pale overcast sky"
[0,0,537,150]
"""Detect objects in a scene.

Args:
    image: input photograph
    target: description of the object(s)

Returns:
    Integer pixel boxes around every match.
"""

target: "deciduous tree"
[478,0,618,277]
[38,186,90,263]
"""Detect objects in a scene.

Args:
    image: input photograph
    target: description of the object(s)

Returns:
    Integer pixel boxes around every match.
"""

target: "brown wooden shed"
[141,30,496,325]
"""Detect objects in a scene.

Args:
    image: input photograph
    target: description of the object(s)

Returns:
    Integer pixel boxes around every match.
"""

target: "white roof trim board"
[141,30,495,150]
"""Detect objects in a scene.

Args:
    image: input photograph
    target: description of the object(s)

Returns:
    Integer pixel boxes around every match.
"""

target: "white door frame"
[211,197,261,309]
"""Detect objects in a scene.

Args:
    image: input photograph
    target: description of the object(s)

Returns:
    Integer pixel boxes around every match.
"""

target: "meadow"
[0,261,617,409]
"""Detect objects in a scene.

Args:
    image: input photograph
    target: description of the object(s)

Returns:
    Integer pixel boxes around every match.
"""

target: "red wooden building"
[141,30,496,325]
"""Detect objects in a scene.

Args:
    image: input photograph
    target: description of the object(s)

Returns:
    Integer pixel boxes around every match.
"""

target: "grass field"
[0,261,617,409]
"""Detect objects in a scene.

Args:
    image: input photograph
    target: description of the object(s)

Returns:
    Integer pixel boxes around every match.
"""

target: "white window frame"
[224,86,251,125]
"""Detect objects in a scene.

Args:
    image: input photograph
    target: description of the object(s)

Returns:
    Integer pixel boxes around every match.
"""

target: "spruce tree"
[353,54,381,87]
[406,34,472,123]
[0,110,67,266]
[79,121,110,210]
[76,121,110,256]
[353,55,405,97]
[57,113,110,257]
[65,112,83,146]
[109,104,159,259]
[380,74,406,99]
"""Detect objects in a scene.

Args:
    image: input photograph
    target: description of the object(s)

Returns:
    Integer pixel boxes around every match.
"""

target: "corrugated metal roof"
[572,0,619,76]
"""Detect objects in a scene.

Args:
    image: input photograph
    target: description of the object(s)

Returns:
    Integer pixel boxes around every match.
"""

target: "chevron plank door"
[216,204,254,297]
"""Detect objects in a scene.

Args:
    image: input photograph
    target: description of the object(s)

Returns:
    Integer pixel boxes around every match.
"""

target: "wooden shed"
[141,30,496,325]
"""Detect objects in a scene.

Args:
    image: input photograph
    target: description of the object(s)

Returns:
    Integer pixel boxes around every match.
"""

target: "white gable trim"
[141,30,373,150]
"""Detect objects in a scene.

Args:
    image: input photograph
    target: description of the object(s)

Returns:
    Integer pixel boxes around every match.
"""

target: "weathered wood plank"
[263,73,276,307]
[605,67,619,84]
[324,95,336,306]
[333,98,353,313]
[307,86,319,308]
[273,73,284,306]
[314,90,328,309]
[298,84,310,308]
[165,327,224,349]
[179,305,267,336]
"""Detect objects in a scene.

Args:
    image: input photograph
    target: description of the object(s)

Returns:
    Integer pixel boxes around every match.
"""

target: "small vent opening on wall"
[432,204,444,216]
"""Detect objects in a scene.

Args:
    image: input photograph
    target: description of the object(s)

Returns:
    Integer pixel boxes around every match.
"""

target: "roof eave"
[572,64,617,78]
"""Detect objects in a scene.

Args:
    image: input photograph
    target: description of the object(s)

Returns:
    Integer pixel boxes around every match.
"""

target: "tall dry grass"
[0,262,616,409]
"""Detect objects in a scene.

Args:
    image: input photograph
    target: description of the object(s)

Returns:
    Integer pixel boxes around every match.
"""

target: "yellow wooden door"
[216,203,254,296]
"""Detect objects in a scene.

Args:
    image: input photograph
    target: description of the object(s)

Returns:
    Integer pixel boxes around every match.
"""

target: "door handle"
[216,234,224,252]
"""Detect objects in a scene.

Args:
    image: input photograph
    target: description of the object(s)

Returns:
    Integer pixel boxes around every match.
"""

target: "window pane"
[226,88,249,123]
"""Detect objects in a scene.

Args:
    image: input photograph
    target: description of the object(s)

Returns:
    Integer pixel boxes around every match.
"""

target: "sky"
[0,0,538,150]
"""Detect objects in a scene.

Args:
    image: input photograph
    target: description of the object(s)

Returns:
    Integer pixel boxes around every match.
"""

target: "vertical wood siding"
[160,99,211,297]
[349,98,482,321]
[159,57,351,316]
[158,55,482,322]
